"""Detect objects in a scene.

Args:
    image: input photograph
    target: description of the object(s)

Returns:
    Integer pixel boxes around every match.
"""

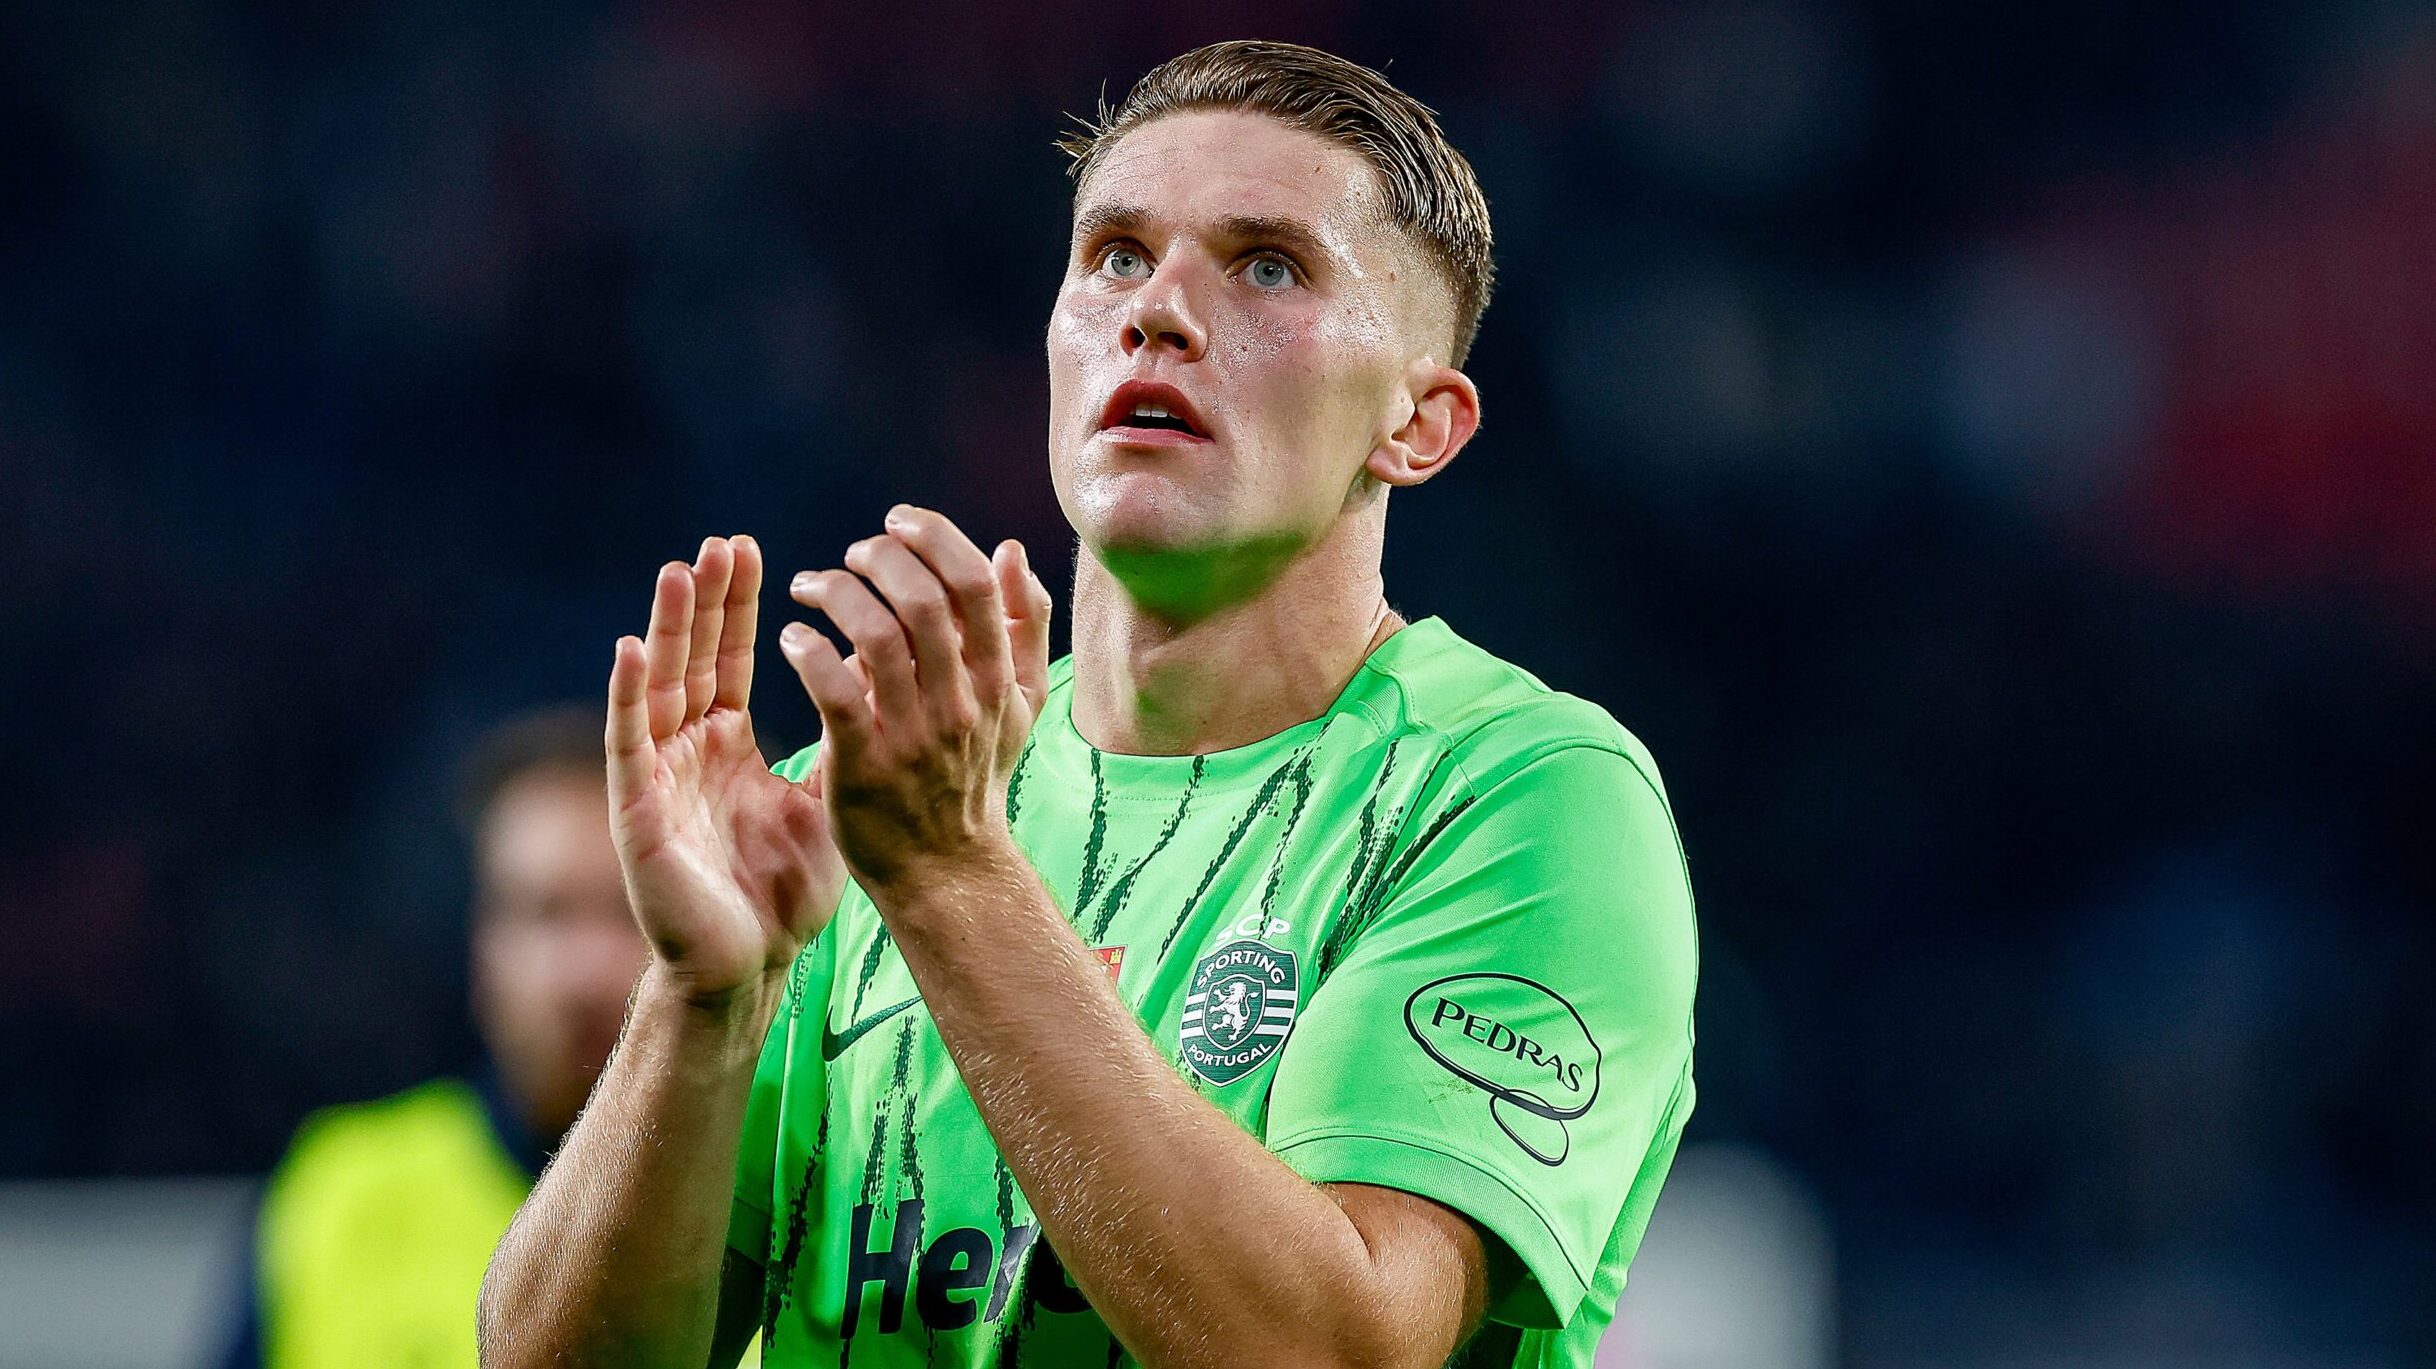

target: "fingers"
[642,561,695,741]
[606,634,654,806]
[843,531,979,728]
[791,569,919,726]
[714,535,761,711]
[996,539,1054,715]
[791,511,1043,753]
[684,538,733,725]
[882,505,1013,703]
[778,622,875,750]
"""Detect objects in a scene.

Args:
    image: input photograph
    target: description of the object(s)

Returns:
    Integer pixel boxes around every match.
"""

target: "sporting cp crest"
[1181,939,1300,1085]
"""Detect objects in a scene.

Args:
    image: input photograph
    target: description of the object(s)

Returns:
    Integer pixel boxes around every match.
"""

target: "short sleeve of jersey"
[726,741,826,1264]
[1264,740,1697,1329]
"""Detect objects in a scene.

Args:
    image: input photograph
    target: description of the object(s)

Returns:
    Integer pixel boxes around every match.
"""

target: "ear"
[1365,360,1481,489]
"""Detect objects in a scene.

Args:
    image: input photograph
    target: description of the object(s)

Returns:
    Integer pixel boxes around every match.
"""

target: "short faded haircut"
[1058,40,1497,367]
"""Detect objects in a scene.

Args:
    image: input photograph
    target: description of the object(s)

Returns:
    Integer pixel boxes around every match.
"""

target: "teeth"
[1132,405,1171,419]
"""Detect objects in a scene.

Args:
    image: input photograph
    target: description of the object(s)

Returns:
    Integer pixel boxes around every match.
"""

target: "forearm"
[477,963,778,1369]
[879,848,1432,1369]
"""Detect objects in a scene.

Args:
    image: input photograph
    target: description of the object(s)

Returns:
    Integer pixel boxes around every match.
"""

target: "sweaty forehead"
[1074,109,1390,256]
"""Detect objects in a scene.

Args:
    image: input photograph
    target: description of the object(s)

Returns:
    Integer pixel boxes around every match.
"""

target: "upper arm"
[1323,1182,1495,1365]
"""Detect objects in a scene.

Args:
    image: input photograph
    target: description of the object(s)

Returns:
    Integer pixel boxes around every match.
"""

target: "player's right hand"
[606,535,847,1006]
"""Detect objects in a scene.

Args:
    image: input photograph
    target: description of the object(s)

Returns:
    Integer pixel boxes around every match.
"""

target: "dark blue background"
[4,2,2430,1361]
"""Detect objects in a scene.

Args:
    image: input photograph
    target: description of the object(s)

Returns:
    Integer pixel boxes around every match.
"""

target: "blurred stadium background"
[2,1,2432,1365]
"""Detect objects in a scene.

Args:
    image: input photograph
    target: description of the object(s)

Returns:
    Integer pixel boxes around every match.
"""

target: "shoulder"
[1366,618,1669,812]
[1365,624,1698,1009]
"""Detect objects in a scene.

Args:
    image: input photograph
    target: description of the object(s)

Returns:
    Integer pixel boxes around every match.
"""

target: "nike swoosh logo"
[821,996,921,1062]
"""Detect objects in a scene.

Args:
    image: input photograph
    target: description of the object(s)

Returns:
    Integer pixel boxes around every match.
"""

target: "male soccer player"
[480,40,1696,1369]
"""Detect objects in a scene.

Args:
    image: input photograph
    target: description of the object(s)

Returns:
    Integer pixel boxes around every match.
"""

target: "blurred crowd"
[2,1,2430,1363]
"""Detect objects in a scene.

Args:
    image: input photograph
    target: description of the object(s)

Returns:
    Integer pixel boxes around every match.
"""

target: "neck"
[1069,509,1404,756]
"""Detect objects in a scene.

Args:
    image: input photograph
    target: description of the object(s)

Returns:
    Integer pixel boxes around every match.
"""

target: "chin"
[1068,469,1221,559]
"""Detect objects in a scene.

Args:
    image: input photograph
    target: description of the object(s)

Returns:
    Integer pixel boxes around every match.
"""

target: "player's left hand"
[778,505,1053,898]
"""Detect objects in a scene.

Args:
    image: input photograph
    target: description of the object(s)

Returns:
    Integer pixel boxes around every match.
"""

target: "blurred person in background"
[212,707,652,1369]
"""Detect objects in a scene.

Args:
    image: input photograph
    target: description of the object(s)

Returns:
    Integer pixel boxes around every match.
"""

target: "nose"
[1120,260,1208,362]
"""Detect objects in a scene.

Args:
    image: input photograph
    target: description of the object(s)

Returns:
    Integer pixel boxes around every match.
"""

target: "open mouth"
[1098,381,1212,441]
[1120,406,1199,434]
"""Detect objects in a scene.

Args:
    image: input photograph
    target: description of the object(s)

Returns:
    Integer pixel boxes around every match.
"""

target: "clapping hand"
[778,506,1054,902]
[606,535,846,1005]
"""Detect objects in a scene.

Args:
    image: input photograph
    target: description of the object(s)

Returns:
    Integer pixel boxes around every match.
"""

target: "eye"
[1244,255,1295,290]
[1099,245,1149,280]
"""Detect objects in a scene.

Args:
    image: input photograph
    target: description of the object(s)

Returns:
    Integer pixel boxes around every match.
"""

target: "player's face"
[1047,110,1446,596]
[470,770,647,1140]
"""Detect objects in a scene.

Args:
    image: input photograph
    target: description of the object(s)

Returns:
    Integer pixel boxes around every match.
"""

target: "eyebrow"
[1072,202,1146,248]
[1071,203,1340,267]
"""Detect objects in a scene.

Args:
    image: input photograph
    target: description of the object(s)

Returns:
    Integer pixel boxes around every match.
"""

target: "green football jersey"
[731,616,1697,1368]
